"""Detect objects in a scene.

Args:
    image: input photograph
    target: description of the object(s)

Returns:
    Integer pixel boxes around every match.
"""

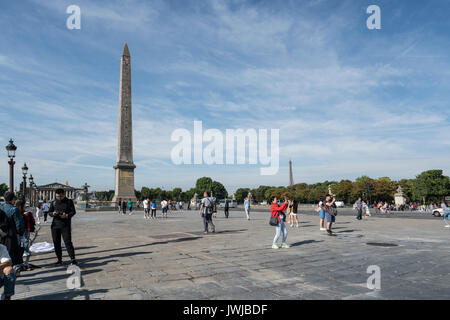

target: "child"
[0,228,16,300]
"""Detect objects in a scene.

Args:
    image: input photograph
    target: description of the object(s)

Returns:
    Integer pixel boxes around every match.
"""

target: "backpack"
[203,197,214,215]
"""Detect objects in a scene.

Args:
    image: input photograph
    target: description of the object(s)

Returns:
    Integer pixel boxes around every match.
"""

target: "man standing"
[324,195,337,236]
[0,192,24,271]
[143,198,149,219]
[224,199,229,218]
[161,199,168,219]
[117,198,122,215]
[355,197,363,220]
[128,199,133,215]
[121,200,127,215]
[199,192,215,234]
[48,189,77,266]
[42,201,50,223]
[244,196,251,220]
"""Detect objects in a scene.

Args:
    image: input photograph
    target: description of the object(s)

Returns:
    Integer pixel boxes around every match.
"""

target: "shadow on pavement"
[290,240,324,247]
[17,268,102,286]
[23,288,109,300]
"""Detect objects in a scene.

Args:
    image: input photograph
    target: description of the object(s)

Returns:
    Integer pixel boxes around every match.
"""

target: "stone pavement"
[12,209,450,300]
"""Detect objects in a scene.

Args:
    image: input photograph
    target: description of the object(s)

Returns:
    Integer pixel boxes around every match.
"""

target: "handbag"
[269,216,278,226]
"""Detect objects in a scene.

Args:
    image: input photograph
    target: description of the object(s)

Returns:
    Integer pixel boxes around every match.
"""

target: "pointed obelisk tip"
[122,42,130,57]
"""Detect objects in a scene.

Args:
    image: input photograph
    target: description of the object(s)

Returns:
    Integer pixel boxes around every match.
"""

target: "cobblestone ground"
[12,209,450,300]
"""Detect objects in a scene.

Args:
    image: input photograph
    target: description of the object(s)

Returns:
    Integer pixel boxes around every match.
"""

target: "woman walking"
[316,200,326,231]
[271,197,289,249]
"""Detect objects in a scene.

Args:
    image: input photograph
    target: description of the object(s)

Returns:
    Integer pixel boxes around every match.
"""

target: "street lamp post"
[29,174,34,207]
[5,139,17,193]
[21,163,28,201]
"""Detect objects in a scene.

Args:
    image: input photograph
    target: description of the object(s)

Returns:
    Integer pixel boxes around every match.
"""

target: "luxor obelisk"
[113,42,137,202]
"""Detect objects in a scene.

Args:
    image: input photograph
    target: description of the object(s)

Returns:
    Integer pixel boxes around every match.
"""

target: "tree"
[234,188,250,204]
[413,170,450,204]
[195,177,213,195]
[211,181,228,199]
[0,183,8,197]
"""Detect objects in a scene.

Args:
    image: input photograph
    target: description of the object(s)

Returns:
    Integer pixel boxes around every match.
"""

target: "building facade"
[35,182,83,202]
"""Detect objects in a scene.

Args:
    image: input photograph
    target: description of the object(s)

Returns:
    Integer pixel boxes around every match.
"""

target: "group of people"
[0,189,77,300]
[116,199,134,215]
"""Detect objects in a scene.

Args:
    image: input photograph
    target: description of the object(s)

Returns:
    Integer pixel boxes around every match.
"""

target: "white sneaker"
[320,228,326,231]
[272,244,279,249]
[445,225,450,228]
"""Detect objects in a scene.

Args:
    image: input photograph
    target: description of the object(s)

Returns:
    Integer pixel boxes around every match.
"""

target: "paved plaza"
[12,208,450,300]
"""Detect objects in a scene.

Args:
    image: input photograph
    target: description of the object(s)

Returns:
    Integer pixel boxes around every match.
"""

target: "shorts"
[319,210,325,219]
[326,212,335,223]
[289,212,297,216]
[162,207,168,214]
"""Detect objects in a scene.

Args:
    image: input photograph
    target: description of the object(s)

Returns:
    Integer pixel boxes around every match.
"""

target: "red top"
[270,202,288,223]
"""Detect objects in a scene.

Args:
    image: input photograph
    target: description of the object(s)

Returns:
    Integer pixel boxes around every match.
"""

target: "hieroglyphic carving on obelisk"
[113,42,137,202]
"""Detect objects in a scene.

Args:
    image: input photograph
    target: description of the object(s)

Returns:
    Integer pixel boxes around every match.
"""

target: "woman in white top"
[35,205,42,224]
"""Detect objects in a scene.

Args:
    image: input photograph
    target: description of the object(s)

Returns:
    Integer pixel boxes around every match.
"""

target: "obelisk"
[289,159,294,186]
[113,42,137,202]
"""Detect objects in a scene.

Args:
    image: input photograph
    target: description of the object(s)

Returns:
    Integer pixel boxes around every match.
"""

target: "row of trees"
[234,170,450,205]
[94,177,228,203]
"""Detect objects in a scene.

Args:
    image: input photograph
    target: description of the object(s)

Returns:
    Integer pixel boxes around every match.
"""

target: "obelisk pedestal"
[112,42,137,203]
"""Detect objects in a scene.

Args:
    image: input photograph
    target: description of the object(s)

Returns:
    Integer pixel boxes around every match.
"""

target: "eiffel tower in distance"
[289,159,294,187]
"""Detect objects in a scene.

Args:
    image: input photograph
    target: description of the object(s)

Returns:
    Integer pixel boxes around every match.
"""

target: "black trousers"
[151,209,156,217]
[224,209,229,218]
[51,224,75,261]
[44,212,48,221]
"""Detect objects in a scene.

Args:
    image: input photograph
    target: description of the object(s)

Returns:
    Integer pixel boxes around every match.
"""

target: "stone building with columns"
[35,182,83,202]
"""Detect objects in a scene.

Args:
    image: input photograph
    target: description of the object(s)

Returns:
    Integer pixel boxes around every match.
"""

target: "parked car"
[219,199,237,208]
[335,201,345,208]
[432,208,444,217]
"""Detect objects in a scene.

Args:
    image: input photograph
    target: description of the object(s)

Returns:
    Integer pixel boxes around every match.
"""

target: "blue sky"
[0,0,449,194]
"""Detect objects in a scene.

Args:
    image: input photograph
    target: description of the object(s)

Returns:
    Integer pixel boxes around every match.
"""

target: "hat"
[4,191,16,202]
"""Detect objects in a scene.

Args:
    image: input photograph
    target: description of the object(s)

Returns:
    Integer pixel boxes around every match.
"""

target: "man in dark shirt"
[48,189,77,266]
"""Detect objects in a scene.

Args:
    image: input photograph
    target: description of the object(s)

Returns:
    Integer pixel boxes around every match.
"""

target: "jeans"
[23,231,31,266]
[444,211,450,225]
[51,225,75,261]
[151,209,156,217]
[203,214,215,232]
[0,271,16,297]
[357,209,362,220]
[273,220,287,245]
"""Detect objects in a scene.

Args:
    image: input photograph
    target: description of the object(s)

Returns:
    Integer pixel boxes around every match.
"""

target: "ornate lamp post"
[29,174,34,207]
[21,163,28,201]
[5,139,17,193]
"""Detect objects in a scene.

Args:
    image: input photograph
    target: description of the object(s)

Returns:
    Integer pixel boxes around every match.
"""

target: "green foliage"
[234,188,250,204]
[0,183,8,197]
[412,170,450,203]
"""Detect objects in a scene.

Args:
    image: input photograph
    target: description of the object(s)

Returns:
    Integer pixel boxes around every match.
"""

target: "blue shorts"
[319,210,325,219]
[326,212,335,223]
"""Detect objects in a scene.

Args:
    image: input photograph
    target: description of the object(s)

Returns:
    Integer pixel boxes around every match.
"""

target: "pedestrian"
[442,200,450,228]
[324,195,337,236]
[363,201,371,217]
[0,192,24,271]
[355,197,363,220]
[42,201,50,223]
[117,198,122,215]
[199,192,215,234]
[48,189,77,266]
[224,199,229,218]
[128,199,133,215]
[161,199,168,218]
[151,200,157,219]
[288,199,299,228]
[0,207,21,273]
[270,196,289,249]
[244,196,251,220]
[35,204,42,225]
[0,229,16,301]
[14,201,34,271]
[143,198,149,219]
[316,200,326,231]
[121,200,127,215]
